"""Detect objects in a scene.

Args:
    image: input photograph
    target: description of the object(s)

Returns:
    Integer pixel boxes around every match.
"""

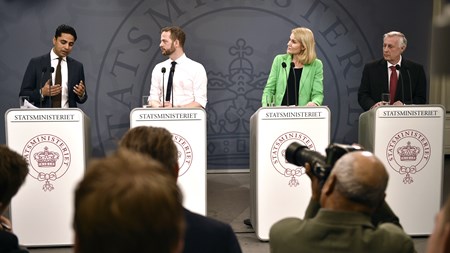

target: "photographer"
[269,151,416,253]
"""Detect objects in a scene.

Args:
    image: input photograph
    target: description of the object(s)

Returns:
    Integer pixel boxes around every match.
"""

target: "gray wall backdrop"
[0,0,432,169]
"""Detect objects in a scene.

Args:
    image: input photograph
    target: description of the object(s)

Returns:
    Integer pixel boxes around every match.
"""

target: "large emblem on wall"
[95,1,374,168]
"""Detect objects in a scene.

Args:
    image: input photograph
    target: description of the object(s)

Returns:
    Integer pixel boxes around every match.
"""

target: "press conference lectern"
[359,105,445,235]
[5,108,90,246]
[250,106,330,241]
[130,107,206,216]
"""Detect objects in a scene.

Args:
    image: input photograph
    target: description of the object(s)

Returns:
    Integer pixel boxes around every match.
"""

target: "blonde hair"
[291,27,317,65]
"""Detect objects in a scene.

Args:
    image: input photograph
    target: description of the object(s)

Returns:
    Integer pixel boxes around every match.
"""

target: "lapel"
[279,54,292,93]
[377,59,389,94]
[300,62,312,92]
[66,57,72,88]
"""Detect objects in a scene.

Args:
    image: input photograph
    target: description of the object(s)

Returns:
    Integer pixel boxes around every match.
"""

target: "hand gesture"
[73,80,86,97]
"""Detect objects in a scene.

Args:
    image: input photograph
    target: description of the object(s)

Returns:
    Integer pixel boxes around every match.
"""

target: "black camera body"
[285,142,363,183]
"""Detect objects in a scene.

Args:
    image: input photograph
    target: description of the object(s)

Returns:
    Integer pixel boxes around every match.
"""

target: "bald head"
[328,151,389,208]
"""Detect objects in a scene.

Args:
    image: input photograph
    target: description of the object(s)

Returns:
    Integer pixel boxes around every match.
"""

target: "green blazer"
[262,54,323,106]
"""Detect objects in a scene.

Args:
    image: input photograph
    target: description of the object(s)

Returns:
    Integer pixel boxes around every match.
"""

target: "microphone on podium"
[281,62,289,105]
[161,67,166,108]
[395,65,405,104]
[40,67,54,108]
[400,65,413,104]
[39,67,48,108]
[290,62,298,106]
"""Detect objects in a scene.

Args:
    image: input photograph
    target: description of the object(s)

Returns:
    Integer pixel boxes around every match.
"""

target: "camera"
[285,142,363,182]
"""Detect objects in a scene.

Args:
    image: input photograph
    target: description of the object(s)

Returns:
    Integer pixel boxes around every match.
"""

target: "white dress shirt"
[50,50,69,108]
[149,53,208,107]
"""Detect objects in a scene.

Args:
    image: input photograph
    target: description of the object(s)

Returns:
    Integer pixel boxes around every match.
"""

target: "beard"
[161,44,176,56]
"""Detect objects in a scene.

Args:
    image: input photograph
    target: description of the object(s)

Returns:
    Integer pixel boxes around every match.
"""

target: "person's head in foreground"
[73,149,185,253]
[320,151,389,214]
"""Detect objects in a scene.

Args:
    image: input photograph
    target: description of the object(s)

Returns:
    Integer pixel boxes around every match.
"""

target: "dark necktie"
[165,61,177,101]
[389,66,398,105]
[52,57,62,108]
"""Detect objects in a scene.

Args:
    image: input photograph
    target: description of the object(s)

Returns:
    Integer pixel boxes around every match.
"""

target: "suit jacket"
[262,54,324,106]
[19,53,87,108]
[269,200,416,253]
[183,208,242,253]
[358,58,427,111]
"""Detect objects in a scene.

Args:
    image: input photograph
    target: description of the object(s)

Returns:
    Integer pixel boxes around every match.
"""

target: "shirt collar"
[50,49,66,62]
[387,55,402,68]
[169,53,187,64]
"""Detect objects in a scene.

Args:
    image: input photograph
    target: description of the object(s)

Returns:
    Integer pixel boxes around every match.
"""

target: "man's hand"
[163,101,174,108]
[0,215,12,232]
[73,80,86,97]
[370,101,388,110]
[305,163,321,201]
[41,79,62,97]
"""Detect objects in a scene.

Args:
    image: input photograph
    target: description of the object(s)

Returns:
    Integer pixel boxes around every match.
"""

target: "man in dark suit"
[119,126,243,253]
[19,24,87,108]
[358,31,427,111]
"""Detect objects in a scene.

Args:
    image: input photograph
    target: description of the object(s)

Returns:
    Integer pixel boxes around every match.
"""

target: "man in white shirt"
[148,26,207,108]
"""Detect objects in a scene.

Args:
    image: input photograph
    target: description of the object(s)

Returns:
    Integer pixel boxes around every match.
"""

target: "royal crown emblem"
[23,135,71,192]
[33,146,59,167]
[386,130,430,184]
[397,142,420,161]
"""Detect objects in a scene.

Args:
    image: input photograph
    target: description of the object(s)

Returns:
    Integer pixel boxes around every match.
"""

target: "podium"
[130,108,206,215]
[249,106,330,241]
[359,105,445,235]
[5,108,90,246]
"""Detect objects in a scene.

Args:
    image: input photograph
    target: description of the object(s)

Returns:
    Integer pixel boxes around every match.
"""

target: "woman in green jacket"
[262,27,324,106]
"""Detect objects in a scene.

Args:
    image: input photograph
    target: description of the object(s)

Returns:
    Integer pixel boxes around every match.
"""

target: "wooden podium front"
[249,106,330,241]
[5,108,90,246]
[130,108,206,215]
[359,105,445,235]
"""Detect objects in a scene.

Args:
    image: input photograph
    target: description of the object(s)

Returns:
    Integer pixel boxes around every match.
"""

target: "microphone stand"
[290,62,298,106]
[39,66,47,108]
[46,67,54,108]
[406,68,413,104]
[170,66,175,108]
[281,62,289,106]
[396,65,405,104]
[161,67,166,108]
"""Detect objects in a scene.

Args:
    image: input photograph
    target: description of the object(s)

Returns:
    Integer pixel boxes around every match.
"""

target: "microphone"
[290,62,298,106]
[395,65,405,105]
[39,67,48,108]
[405,67,413,105]
[161,67,166,108]
[281,62,289,105]
[39,67,54,108]
[48,67,55,107]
